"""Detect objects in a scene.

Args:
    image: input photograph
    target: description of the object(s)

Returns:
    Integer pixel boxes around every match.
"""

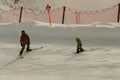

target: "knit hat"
[21,30,25,33]
[75,37,80,41]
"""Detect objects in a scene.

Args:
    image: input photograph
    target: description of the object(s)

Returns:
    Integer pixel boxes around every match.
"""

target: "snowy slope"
[0,22,120,80]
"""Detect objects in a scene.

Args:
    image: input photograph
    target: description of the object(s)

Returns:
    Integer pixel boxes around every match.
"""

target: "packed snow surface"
[0,22,120,80]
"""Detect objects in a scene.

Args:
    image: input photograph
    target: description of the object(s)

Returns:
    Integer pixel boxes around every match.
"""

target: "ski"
[19,46,44,59]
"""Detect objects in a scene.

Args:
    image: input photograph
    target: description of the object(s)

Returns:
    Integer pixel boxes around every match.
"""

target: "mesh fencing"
[0,4,119,24]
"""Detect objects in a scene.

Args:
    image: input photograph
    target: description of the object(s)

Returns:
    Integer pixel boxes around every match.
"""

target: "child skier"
[75,37,84,53]
[19,30,32,56]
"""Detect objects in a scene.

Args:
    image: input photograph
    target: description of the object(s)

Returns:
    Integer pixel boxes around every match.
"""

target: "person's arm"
[26,34,30,43]
[20,35,23,46]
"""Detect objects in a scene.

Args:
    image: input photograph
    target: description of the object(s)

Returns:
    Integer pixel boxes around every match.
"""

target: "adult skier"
[75,37,84,53]
[19,30,32,56]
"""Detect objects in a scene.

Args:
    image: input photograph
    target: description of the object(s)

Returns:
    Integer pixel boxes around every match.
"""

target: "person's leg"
[76,48,80,53]
[80,44,84,52]
[26,43,31,51]
[20,44,25,56]
[80,47,84,52]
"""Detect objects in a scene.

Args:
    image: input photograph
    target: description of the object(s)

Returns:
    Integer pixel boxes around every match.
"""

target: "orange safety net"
[79,5,118,24]
[0,8,20,23]
[0,4,119,24]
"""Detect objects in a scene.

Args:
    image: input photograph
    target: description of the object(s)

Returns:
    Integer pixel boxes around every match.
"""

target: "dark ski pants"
[20,43,30,56]
[76,48,84,53]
